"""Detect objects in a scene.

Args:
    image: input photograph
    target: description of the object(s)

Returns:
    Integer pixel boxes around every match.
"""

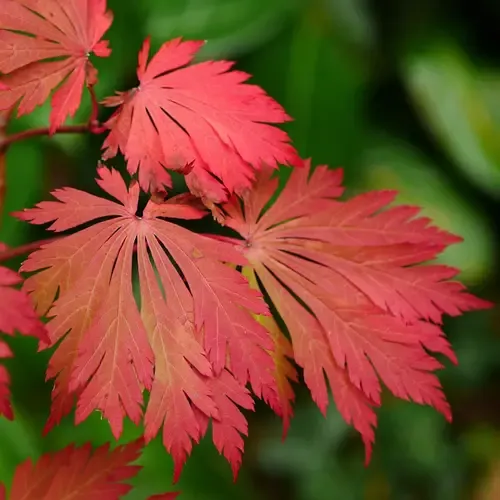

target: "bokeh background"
[1,0,499,498]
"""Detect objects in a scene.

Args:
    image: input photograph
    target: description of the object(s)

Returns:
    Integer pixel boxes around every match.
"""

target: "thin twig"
[87,85,107,133]
[0,123,94,149]
[0,85,108,150]
[88,85,100,125]
[0,237,58,262]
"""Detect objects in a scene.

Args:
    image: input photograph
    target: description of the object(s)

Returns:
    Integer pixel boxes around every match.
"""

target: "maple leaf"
[194,368,254,481]
[222,161,492,461]
[0,439,179,500]
[0,249,47,419]
[242,266,297,438]
[17,166,277,478]
[0,0,113,132]
[102,37,301,197]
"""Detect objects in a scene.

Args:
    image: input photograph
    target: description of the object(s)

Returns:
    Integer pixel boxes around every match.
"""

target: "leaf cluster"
[0,1,492,498]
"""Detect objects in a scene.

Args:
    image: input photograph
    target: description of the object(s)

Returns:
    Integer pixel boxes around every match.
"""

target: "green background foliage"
[1,0,498,498]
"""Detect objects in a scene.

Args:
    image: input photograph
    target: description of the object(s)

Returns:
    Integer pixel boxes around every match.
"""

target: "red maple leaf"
[222,160,492,461]
[0,439,178,500]
[102,37,301,197]
[16,166,278,478]
[194,368,254,480]
[242,266,297,438]
[0,0,113,132]
[0,249,47,419]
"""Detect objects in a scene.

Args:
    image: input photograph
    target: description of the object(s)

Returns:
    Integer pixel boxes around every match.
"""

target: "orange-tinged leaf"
[138,230,218,479]
[194,369,254,481]
[0,0,113,131]
[255,261,378,463]
[0,249,47,419]
[17,166,277,478]
[3,439,145,500]
[243,266,297,438]
[259,315,296,437]
[102,37,301,198]
[223,161,492,461]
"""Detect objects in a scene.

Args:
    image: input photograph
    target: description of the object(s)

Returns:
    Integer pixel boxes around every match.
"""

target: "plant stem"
[88,85,100,125]
[0,124,92,149]
[0,84,107,150]
[87,85,107,133]
[0,238,58,262]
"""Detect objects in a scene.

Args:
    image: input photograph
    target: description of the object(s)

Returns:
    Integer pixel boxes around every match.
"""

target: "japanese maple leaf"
[138,227,262,480]
[183,369,254,481]
[102,37,301,197]
[17,166,277,478]
[242,266,297,438]
[0,439,178,500]
[223,161,492,461]
[0,251,47,419]
[0,0,113,132]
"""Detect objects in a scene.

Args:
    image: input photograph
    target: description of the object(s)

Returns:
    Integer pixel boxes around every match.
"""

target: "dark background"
[0,0,499,498]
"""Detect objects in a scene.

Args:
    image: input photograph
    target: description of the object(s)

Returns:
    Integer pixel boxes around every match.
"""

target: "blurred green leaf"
[0,142,45,247]
[377,403,463,500]
[42,413,142,453]
[322,0,375,50]
[0,408,42,487]
[124,433,259,500]
[402,39,500,197]
[284,3,367,169]
[175,433,258,500]
[258,402,369,500]
[444,310,500,388]
[464,425,500,465]
[145,0,299,59]
[361,135,495,284]
[122,438,175,500]
[241,1,367,191]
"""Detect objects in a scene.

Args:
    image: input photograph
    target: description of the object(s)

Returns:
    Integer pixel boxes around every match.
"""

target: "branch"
[88,85,100,124]
[0,84,108,150]
[0,123,96,149]
[0,238,58,262]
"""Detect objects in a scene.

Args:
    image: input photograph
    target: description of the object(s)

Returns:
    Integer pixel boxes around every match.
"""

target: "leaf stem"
[87,84,107,133]
[0,238,58,262]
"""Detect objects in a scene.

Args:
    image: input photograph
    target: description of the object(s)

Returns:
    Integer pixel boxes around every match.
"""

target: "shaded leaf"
[223,160,491,460]
[17,167,277,479]
[403,39,500,197]
[0,0,113,131]
[102,37,300,198]
[0,248,47,419]
[3,439,145,499]
[243,265,297,437]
